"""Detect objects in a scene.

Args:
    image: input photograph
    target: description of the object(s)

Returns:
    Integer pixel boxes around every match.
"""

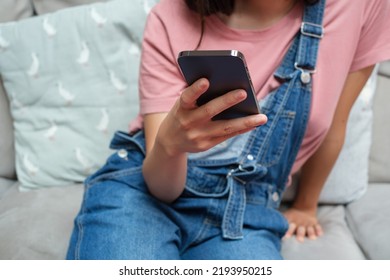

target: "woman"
[67,0,390,259]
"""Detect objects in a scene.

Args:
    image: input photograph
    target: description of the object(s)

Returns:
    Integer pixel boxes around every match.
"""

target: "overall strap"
[275,0,326,83]
[295,0,326,83]
[221,0,327,240]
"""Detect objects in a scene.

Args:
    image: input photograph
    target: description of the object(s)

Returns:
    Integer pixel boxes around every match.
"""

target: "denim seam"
[259,111,296,167]
[74,187,90,260]
[85,166,143,190]
[256,78,296,165]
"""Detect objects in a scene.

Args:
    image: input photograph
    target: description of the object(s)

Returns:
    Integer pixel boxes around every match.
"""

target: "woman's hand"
[143,77,267,203]
[155,78,267,157]
[283,207,323,242]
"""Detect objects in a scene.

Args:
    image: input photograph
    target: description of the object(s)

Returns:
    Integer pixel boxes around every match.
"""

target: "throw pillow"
[0,0,159,190]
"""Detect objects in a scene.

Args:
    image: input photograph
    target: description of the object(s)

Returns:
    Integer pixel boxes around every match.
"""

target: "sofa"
[0,0,389,260]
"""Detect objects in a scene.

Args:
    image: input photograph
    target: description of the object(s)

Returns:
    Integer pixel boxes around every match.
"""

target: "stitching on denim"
[74,186,90,260]
[85,166,143,190]
[260,110,296,167]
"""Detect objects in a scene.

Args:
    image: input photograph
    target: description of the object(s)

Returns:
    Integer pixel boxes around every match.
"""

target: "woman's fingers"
[180,78,209,110]
[307,226,317,240]
[284,223,323,242]
[181,78,256,122]
[296,226,306,242]
[174,78,267,153]
[192,89,248,122]
[315,224,324,237]
[284,222,297,239]
[208,114,267,139]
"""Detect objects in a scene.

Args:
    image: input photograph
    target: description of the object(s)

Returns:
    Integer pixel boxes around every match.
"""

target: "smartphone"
[177,50,260,120]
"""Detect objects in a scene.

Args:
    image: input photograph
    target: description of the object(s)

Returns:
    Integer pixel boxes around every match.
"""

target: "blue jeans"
[66,146,286,259]
[66,0,326,260]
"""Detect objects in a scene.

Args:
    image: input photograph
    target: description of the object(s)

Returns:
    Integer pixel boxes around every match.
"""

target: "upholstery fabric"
[0,183,83,259]
[281,206,366,260]
[346,184,390,260]
[369,66,390,183]
[0,79,15,179]
[0,0,34,23]
[0,178,17,199]
[31,0,108,15]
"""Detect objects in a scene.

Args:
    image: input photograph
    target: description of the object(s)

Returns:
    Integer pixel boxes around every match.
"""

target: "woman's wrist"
[291,194,318,214]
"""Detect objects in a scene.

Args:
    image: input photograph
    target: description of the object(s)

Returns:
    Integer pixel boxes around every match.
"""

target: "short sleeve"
[138,9,187,115]
[350,0,390,72]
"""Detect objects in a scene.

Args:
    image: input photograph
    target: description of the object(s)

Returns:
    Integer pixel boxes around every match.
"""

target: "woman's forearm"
[142,112,188,203]
[293,65,375,211]
[293,129,345,211]
[142,139,188,203]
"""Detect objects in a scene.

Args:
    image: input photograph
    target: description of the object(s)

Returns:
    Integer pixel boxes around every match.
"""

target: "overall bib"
[67,0,326,260]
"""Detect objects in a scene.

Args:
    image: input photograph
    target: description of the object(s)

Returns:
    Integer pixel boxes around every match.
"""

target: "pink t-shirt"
[132,0,390,174]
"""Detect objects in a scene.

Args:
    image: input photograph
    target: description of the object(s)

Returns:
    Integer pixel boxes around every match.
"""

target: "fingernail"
[197,79,208,90]
[234,90,246,99]
[254,114,267,124]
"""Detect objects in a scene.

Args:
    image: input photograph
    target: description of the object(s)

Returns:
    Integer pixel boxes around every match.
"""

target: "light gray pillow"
[283,68,378,204]
[0,0,158,190]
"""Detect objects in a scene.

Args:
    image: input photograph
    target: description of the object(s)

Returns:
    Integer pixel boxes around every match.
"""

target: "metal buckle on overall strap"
[296,21,324,84]
[227,164,249,185]
[300,22,324,39]
[294,62,317,84]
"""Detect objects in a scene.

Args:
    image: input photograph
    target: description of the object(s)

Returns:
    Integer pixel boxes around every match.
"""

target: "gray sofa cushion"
[0,79,15,179]
[369,65,390,183]
[0,0,34,22]
[0,178,16,199]
[0,183,83,259]
[346,183,390,260]
[379,61,390,77]
[281,205,366,260]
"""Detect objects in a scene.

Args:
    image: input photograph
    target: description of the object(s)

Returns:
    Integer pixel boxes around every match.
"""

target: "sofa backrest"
[0,78,15,179]
[30,0,108,15]
[369,62,390,184]
[0,0,389,186]
[0,0,34,23]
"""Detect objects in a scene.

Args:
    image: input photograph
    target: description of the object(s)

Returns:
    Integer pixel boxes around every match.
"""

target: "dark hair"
[185,0,320,48]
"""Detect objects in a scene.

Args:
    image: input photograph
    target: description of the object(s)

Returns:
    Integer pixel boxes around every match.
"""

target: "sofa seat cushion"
[281,205,366,260]
[0,183,83,259]
[346,183,390,260]
[0,178,17,199]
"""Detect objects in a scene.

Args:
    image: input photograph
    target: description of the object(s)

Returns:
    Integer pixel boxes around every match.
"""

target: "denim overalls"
[67,0,325,260]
